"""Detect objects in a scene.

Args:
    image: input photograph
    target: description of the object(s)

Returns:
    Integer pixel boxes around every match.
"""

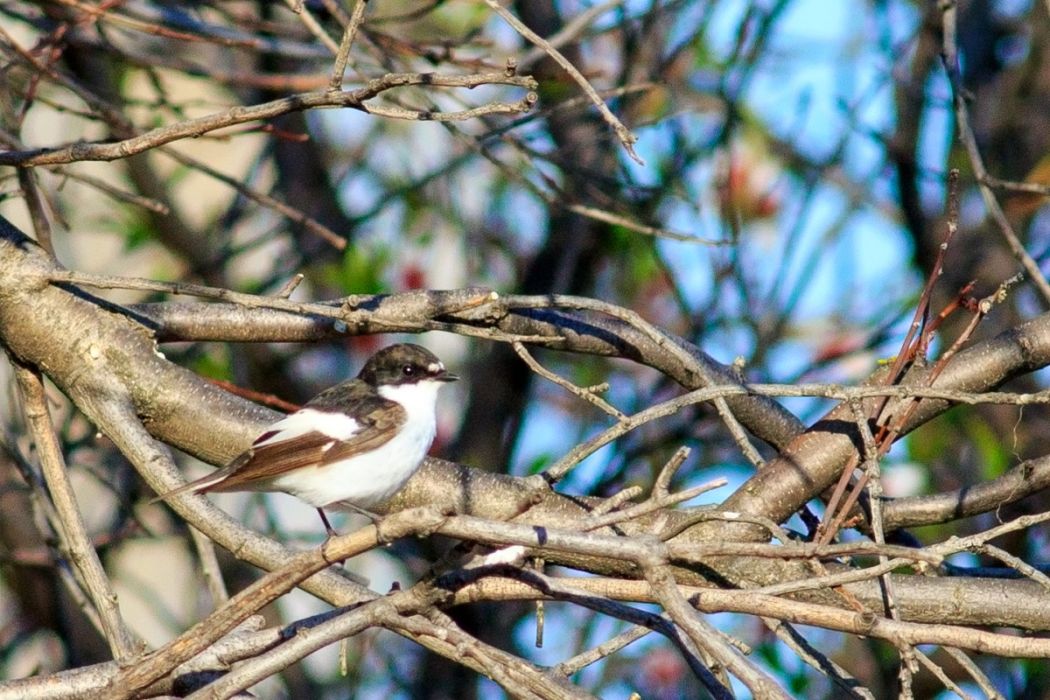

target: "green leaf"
[318,244,390,295]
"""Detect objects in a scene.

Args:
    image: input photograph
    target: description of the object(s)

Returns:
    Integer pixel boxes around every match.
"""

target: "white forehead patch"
[427,362,443,373]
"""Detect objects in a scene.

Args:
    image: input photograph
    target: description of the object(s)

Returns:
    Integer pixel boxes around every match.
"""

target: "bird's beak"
[437,371,459,382]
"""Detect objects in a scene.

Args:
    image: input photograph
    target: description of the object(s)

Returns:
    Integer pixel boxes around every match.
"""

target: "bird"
[152,343,458,535]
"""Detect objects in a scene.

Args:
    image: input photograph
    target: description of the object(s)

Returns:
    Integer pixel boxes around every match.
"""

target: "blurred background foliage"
[1,0,1049,697]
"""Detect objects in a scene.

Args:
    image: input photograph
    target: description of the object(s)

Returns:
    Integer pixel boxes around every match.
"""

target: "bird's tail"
[147,469,230,505]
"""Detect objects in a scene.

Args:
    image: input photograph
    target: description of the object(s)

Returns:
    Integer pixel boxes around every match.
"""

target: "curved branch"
[884,454,1050,529]
[690,312,1050,545]
[4,217,1050,633]
[121,296,805,450]
[123,283,1050,536]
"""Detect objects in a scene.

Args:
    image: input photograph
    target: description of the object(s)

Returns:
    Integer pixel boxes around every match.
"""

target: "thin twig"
[518,0,624,70]
[974,543,1050,592]
[759,616,873,699]
[282,0,340,54]
[940,3,1050,304]
[512,341,626,420]
[582,478,727,534]
[16,167,55,256]
[190,527,229,607]
[482,0,642,164]
[13,363,139,661]
[589,485,643,516]
[644,563,791,699]
[553,625,651,677]
[158,146,347,250]
[109,506,447,697]
[0,72,538,167]
[55,168,170,214]
[912,648,964,698]
[848,400,900,617]
[328,0,369,89]
[940,646,1004,700]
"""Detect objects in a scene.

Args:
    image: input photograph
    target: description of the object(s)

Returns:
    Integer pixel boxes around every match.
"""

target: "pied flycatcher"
[153,343,457,534]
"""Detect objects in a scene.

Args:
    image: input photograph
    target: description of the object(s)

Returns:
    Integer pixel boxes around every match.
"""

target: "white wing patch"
[273,384,439,509]
[255,408,361,446]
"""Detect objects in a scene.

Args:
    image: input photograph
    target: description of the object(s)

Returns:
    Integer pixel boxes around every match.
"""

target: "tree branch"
[0,72,538,167]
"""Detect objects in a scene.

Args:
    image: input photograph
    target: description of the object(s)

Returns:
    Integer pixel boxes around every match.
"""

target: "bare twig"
[328,0,369,89]
[12,362,139,662]
[912,648,964,698]
[968,543,1050,592]
[940,646,1004,699]
[644,563,791,699]
[482,0,642,164]
[518,0,624,70]
[157,146,347,250]
[55,168,170,214]
[0,72,538,167]
[759,617,873,700]
[553,624,650,677]
[512,340,626,420]
[940,3,1050,304]
[190,528,229,607]
[282,0,340,54]
[15,167,54,256]
[109,506,447,697]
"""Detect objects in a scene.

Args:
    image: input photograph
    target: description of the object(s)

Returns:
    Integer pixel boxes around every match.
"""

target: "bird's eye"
[402,364,415,376]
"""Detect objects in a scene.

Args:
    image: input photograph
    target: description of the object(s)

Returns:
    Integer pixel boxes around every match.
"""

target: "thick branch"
[4,217,1050,632]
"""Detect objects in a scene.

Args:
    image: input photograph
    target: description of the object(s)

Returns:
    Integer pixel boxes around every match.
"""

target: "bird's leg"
[316,505,381,537]
[315,508,339,565]
[317,508,338,538]
[342,503,382,523]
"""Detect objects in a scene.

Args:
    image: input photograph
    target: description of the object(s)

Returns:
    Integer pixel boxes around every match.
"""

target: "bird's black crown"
[358,343,458,386]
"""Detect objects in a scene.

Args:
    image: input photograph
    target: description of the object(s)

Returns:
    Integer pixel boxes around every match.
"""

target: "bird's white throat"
[377,378,444,420]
